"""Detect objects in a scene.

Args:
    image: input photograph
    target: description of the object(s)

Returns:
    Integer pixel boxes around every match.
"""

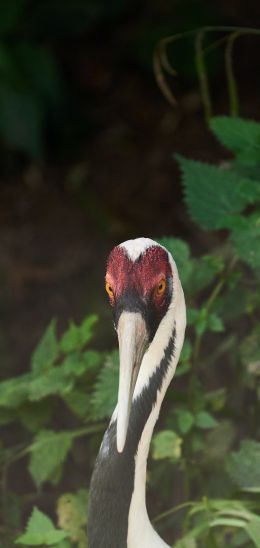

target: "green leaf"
[60,315,98,353]
[207,313,225,333]
[176,154,256,230]
[230,213,260,271]
[204,420,236,462]
[210,117,260,166]
[188,309,224,335]
[246,519,260,548]
[188,308,207,335]
[195,411,218,429]
[29,368,74,401]
[152,430,182,461]
[90,351,118,420]
[64,389,90,419]
[62,349,102,377]
[31,319,59,374]
[177,409,194,434]
[226,440,260,490]
[15,506,67,545]
[188,254,224,295]
[19,401,53,432]
[210,517,246,528]
[0,373,31,408]
[29,430,73,487]
[157,237,192,287]
[57,490,88,543]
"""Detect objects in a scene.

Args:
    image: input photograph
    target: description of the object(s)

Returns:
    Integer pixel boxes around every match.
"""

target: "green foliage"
[176,154,255,230]
[31,319,59,374]
[209,117,260,165]
[152,430,182,462]
[227,441,260,491]
[90,351,118,420]
[15,507,68,545]
[29,430,73,487]
[169,115,260,546]
[57,490,88,546]
[0,0,132,158]
[2,115,260,547]
[60,316,98,353]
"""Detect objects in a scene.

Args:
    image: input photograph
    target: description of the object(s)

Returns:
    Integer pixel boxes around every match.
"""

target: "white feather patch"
[120,237,157,261]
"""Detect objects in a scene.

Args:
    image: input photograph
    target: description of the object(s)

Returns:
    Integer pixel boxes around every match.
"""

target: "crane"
[88,237,186,548]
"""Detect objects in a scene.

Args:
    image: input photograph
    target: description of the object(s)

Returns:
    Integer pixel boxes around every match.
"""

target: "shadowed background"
[0,0,260,544]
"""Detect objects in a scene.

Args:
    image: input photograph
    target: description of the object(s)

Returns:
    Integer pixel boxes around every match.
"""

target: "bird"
[88,237,186,548]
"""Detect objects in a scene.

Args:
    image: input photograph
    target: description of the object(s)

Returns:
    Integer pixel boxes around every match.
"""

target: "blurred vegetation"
[0,0,247,165]
[0,0,260,546]
[0,116,258,546]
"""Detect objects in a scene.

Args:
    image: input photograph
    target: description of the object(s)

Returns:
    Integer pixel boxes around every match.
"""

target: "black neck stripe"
[88,326,176,548]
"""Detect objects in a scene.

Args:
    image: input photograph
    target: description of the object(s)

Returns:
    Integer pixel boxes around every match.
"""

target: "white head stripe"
[119,237,159,261]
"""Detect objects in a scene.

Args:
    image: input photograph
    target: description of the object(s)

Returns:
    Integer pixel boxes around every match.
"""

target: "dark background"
[0,1,259,522]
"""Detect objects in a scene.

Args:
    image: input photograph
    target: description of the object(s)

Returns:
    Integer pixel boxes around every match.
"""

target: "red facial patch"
[106,245,172,300]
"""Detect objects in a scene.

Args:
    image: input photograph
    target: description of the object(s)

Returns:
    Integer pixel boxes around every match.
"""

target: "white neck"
[127,274,186,548]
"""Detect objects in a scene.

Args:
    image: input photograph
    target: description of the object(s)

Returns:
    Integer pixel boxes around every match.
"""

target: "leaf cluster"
[2,116,260,547]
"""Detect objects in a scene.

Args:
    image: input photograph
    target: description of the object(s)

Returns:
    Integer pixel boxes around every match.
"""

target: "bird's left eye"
[105,281,114,299]
[156,279,166,296]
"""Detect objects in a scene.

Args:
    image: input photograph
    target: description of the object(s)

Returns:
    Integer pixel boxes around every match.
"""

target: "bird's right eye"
[105,281,114,298]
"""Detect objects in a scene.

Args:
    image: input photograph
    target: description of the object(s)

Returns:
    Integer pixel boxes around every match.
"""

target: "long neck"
[127,282,186,547]
[88,282,186,548]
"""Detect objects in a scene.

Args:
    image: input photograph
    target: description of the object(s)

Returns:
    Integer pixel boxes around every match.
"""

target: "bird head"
[105,237,180,453]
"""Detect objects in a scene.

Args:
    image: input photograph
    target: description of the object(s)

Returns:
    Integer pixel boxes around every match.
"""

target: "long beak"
[117,311,148,453]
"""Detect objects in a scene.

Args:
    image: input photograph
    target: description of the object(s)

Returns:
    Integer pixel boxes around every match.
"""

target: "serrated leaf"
[29,368,74,401]
[60,315,98,353]
[210,117,260,166]
[15,506,67,545]
[195,411,218,429]
[230,213,260,271]
[226,440,260,490]
[90,351,118,420]
[29,430,73,487]
[31,319,59,374]
[62,349,102,377]
[64,389,90,419]
[152,430,182,461]
[176,154,257,230]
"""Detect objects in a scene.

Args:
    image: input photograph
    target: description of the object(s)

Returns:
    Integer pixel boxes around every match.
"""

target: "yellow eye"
[156,279,166,296]
[105,281,114,298]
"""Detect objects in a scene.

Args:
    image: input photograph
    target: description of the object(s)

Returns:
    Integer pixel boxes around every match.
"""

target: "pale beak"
[116,311,148,453]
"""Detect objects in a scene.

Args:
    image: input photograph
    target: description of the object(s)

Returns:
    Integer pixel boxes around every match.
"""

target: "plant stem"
[195,30,213,120]
[152,501,194,524]
[192,257,238,369]
[225,32,240,116]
